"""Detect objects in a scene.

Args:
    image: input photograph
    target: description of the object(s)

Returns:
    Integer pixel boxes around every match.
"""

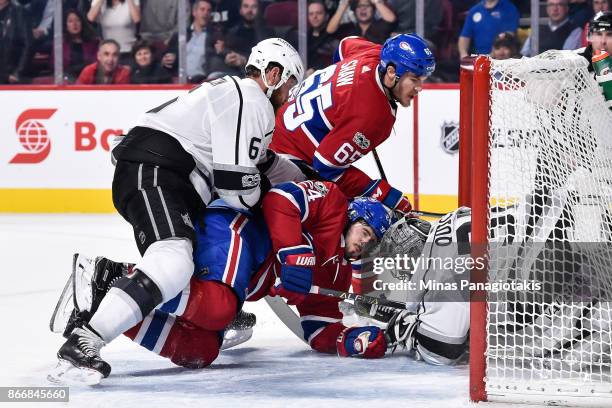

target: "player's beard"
[270,88,287,113]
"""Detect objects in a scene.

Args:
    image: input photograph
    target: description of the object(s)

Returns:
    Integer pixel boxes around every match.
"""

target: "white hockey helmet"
[246,38,304,98]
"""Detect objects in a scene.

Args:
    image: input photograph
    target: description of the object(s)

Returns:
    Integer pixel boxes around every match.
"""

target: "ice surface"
[0,214,537,408]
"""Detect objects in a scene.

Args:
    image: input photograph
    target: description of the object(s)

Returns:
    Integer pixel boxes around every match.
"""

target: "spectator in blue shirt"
[458,0,520,58]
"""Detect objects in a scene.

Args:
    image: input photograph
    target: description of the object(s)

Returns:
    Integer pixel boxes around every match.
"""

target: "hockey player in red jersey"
[49,184,413,382]
[270,34,435,215]
[260,180,410,358]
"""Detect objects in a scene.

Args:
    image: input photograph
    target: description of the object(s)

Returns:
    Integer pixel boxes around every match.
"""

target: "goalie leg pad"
[414,332,467,365]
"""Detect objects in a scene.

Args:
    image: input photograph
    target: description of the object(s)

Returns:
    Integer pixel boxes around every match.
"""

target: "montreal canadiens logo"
[9,108,57,164]
[399,41,411,51]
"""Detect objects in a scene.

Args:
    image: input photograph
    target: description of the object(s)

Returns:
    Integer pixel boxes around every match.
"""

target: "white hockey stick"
[264,295,306,343]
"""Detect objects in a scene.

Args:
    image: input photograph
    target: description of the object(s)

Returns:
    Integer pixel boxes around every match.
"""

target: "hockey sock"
[125,315,221,368]
[89,268,163,342]
[89,287,144,342]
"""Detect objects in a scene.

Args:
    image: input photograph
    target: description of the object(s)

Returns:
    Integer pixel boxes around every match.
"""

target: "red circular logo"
[18,120,49,153]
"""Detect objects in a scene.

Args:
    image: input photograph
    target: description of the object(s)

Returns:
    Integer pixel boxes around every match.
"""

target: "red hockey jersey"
[260,180,354,353]
[270,37,397,199]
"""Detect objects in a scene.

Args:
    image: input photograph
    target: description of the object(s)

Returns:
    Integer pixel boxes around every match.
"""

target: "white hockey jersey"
[136,76,280,211]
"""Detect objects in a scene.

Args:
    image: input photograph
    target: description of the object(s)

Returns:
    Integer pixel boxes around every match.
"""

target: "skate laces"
[74,327,105,358]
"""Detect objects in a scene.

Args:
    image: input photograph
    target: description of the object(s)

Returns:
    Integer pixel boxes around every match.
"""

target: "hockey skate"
[48,325,111,385]
[221,309,257,350]
[49,254,129,338]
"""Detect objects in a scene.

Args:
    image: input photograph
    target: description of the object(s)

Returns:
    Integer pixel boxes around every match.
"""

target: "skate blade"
[47,359,103,386]
[221,328,253,350]
[49,255,79,333]
[73,254,95,312]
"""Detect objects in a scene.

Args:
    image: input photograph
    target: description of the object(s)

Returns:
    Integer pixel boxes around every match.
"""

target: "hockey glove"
[270,247,315,305]
[337,326,387,358]
[370,179,412,214]
[385,310,418,352]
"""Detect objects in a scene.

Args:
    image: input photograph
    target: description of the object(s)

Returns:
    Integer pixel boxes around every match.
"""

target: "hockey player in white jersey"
[354,208,475,366]
[357,200,587,366]
[53,38,305,381]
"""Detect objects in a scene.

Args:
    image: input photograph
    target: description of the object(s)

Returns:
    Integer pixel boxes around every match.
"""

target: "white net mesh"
[484,50,612,403]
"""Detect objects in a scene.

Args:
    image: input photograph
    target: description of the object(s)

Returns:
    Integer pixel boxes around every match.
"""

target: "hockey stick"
[310,285,408,310]
[411,210,446,218]
[264,295,307,344]
[264,285,407,345]
[372,148,446,218]
[372,148,387,181]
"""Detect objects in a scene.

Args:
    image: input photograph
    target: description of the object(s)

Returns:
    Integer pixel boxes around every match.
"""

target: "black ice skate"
[48,325,111,385]
[221,310,257,350]
[50,254,129,338]
[228,309,257,330]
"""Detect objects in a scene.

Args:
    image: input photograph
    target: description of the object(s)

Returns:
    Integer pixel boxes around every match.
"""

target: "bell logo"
[10,109,57,164]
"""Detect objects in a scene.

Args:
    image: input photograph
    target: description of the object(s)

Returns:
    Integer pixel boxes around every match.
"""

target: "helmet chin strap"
[380,71,400,103]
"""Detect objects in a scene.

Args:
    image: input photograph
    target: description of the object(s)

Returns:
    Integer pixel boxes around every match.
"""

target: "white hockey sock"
[89,287,143,343]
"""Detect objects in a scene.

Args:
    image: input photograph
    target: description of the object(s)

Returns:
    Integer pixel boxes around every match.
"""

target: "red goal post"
[459,55,491,404]
[460,52,612,406]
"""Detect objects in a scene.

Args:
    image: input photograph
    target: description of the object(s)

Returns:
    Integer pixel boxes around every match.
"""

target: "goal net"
[462,51,612,406]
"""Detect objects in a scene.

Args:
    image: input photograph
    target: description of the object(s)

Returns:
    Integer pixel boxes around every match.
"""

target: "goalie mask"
[246,38,305,98]
[379,217,431,263]
[348,198,393,240]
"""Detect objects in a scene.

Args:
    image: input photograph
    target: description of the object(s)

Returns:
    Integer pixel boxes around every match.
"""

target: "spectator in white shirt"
[87,0,141,63]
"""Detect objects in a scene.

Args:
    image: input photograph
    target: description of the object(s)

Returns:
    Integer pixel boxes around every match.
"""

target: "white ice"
[0,214,539,408]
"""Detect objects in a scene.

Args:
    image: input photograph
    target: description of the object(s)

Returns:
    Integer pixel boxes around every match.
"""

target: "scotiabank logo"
[9,109,57,164]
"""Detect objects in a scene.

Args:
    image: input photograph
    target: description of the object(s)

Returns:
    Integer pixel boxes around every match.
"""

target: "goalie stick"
[310,285,408,310]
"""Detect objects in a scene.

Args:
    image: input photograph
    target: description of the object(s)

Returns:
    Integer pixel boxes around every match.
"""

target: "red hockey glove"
[370,179,412,214]
[337,326,387,359]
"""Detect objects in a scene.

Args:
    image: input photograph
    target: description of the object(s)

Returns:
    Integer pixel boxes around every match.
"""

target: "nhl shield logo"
[313,181,329,195]
[440,121,459,154]
[353,132,370,149]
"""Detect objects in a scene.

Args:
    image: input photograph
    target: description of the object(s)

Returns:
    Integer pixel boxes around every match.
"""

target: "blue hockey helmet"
[348,197,393,240]
[379,34,436,79]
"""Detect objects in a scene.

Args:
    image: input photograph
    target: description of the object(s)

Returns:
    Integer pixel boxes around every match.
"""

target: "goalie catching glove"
[270,246,315,305]
[369,179,412,214]
[336,310,419,358]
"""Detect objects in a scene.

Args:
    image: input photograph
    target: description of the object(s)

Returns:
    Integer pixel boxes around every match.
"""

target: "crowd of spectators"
[0,0,610,85]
